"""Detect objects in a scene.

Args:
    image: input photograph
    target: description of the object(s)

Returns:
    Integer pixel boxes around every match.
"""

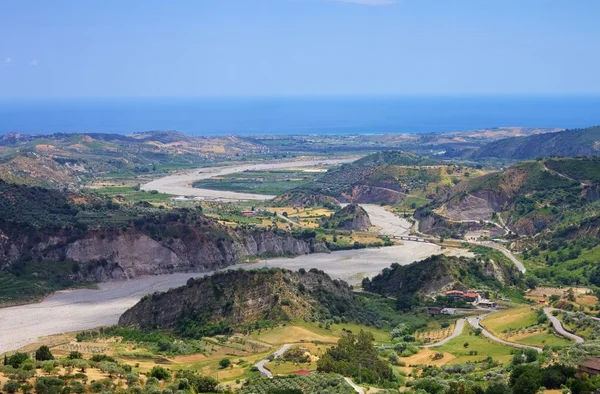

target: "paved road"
[421,318,466,348]
[467,314,542,353]
[477,241,526,273]
[544,308,585,344]
[255,343,295,378]
[142,158,355,201]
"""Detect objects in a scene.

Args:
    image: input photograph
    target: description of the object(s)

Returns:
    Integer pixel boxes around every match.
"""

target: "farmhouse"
[445,290,464,299]
[578,357,600,377]
[427,307,444,316]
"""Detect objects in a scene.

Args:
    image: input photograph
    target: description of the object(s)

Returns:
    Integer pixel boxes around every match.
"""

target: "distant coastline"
[1,95,599,136]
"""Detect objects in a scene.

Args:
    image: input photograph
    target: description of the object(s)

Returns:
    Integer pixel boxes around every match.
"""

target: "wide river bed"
[0,159,463,353]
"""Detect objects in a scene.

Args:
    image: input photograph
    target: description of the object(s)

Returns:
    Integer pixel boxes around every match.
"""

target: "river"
[0,159,465,353]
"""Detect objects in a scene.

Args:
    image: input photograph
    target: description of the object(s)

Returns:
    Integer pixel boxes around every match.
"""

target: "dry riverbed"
[1,159,470,353]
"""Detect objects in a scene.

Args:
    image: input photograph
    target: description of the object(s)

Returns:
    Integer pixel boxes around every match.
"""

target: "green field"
[88,186,173,202]
[193,170,323,195]
[437,325,514,364]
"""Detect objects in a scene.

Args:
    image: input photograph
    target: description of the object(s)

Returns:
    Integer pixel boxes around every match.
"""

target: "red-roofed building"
[463,293,481,302]
[445,290,464,299]
[292,370,313,375]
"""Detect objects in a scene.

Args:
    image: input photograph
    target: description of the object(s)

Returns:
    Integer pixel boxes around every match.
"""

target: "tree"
[485,381,510,394]
[35,377,65,394]
[42,362,57,375]
[74,360,89,373]
[3,380,21,394]
[150,366,171,381]
[510,365,541,394]
[526,277,538,290]
[219,358,231,369]
[541,364,576,389]
[6,353,29,369]
[68,351,82,360]
[35,346,54,361]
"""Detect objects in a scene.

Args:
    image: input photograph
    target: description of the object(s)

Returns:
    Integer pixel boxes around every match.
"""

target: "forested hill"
[362,254,522,308]
[470,126,600,160]
[279,151,446,204]
[119,268,382,334]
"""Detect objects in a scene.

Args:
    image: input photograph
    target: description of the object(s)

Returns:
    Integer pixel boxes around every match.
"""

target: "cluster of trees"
[1,346,225,394]
[317,331,397,387]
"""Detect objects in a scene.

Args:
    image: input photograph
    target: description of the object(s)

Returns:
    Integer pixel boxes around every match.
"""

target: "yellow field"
[482,306,572,347]
[415,323,456,342]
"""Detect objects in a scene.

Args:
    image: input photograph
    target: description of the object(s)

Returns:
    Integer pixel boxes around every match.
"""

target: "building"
[445,290,464,299]
[578,357,600,377]
[478,299,497,308]
[427,307,443,316]
[241,211,256,216]
[463,292,481,302]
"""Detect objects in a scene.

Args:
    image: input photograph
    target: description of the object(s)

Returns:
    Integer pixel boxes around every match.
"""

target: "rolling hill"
[0,131,271,187]
[423,157,600,235]
[280,151,476,205]
[362,254,522,305]
[470,126,600,160]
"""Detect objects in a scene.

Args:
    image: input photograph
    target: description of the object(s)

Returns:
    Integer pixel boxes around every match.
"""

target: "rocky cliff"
[118,268,360,330]
[0,226,327,282]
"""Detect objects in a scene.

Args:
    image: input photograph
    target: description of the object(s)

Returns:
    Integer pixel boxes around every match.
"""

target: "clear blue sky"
[1,0,599,98]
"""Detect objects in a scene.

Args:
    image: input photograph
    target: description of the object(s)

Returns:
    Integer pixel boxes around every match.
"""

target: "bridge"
[393,236,435,243]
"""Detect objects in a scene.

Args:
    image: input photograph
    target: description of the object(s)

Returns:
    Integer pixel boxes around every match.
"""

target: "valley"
[3,127,600,394]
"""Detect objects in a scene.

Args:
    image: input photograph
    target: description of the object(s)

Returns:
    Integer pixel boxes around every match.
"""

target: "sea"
[1,95,599,136]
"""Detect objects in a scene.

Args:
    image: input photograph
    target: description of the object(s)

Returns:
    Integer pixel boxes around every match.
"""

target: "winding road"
[421,318,466,347]
[254,343,364,393]
[467,313,543,352]
[543,308,585,344]
[255,343,295,378]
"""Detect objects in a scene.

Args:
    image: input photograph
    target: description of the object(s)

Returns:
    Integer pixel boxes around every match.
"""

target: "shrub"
[219,358,231,369]
[35,346,54,361]
[150,366,171,381]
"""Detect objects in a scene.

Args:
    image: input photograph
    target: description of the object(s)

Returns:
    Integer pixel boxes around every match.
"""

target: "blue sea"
[1,95,600,136]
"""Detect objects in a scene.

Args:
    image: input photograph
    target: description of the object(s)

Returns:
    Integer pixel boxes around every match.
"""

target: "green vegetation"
[317,330,397,386]
[238,374,356,394]
[362,254,522,310]
[473,125,600,159]
[193,170,322,195]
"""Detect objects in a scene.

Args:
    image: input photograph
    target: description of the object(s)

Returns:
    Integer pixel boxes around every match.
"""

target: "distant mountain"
[471,126,600,160]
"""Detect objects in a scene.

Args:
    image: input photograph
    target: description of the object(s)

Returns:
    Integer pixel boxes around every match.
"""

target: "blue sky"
[1,0,599,98]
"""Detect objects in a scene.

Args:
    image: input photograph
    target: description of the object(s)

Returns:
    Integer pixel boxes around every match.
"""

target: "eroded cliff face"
[0,227,327,282]
[118,268,354,329]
